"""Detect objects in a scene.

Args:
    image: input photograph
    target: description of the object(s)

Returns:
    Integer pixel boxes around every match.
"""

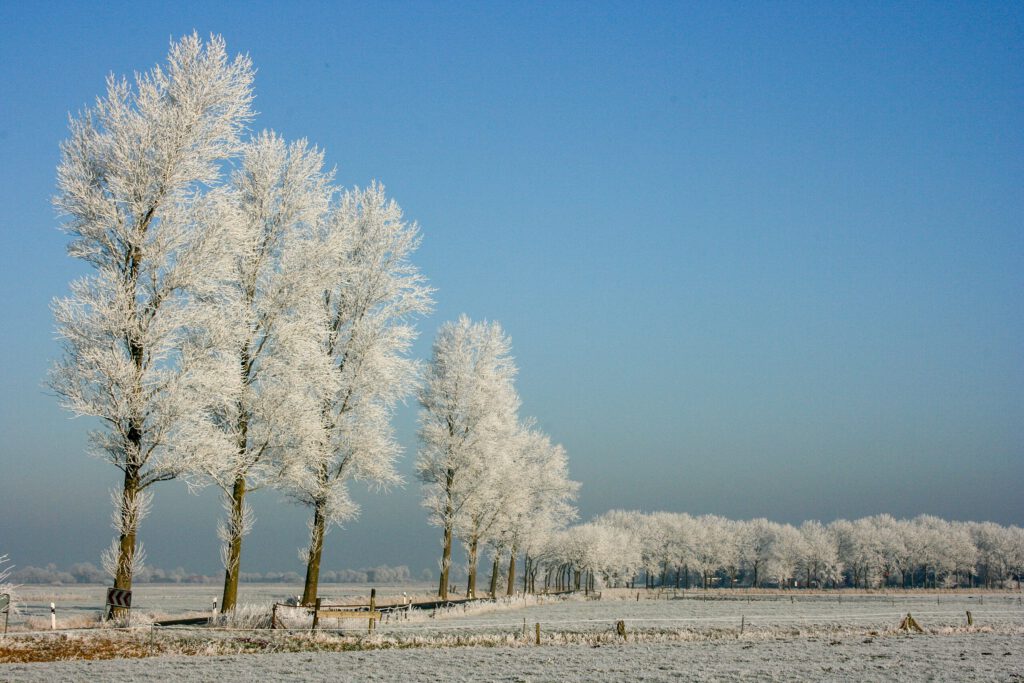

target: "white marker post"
[50,602,56,630]
[212,597,218,622]
[1,593,10,636]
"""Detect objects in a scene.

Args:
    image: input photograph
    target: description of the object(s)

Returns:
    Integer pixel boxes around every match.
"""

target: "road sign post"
[105,587,133,625]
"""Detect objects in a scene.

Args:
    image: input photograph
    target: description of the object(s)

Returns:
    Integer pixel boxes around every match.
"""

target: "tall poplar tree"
[284,185,432,605]
[51,34,253,605]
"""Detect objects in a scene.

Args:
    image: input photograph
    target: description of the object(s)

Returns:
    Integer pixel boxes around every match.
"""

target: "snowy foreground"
[5,634,1022,682]
[4,589,1022,681]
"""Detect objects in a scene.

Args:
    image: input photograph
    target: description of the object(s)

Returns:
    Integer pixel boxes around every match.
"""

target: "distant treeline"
[9,563,423,586]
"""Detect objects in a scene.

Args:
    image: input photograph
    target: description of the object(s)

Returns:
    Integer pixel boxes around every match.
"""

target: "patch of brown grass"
[0,634,176,663]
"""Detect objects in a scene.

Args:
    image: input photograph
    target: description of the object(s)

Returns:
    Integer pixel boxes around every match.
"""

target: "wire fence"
[6,607,1022,639]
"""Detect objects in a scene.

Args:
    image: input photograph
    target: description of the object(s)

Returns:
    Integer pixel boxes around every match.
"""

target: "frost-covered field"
[6,634,1023,682]
[4,589,1022,680]
[396,589,1024,638]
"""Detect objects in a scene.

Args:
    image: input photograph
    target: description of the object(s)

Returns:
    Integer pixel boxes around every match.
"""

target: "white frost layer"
[5,634,1023,682]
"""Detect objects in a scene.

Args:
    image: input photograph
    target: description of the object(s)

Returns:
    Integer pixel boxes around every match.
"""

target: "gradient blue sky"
[1,1,1021,576]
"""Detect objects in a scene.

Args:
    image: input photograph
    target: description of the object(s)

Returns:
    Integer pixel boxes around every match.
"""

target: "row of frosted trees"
[51,33,579,614]
[51,34,432,612]
[416,317,580,599]
[530,512,1024,592]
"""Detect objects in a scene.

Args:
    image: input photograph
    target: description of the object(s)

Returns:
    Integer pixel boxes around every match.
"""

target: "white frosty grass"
[10,585,1024,637]
[3,590,1023,681]
[7,587,1023,642]
[5,633,1024,681]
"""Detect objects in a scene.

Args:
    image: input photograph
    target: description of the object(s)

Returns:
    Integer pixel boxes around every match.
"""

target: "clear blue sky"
[1,1,1021,575]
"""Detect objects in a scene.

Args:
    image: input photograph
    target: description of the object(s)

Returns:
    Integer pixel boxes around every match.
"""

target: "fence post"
[535,622,540,645]
[966,610,973,626]
[369,589,377,634]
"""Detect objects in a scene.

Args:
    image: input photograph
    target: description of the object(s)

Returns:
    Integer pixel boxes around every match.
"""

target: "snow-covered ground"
[4,589,1022,680]
[5,633,1022,681]
[382,589,1024,638]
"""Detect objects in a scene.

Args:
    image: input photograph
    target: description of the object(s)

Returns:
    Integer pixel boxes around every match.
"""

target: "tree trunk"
[220,475,246,612]
[438,520,452,599]
[110,464,140,619]
[489,554,500,597]
[111,272,147,619]
[438,469,454,599]
[466,536,479,598]
[506,547,517,596]
[222,349,254,614]
[301,500,327,605]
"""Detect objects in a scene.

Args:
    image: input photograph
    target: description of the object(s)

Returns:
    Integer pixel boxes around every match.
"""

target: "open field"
[4,634,1023,682]
[3,588,1022,680]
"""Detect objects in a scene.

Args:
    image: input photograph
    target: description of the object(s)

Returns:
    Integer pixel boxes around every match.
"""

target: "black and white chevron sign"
[106,587,132,609]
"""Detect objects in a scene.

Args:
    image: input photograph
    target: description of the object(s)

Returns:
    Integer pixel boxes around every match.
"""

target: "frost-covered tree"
[770,524,805,588]
[51,34,254,601]
[946,522,978,588]
[831,516,887,588]
[556,521,634,592]
[970,521,1018,588]
[417,316,519,599]
[688,515,733,589]
[284,185,432,605]
[798,520,841,588]
[454,414,519,599]
[528,509,1019,591]
[737,518,779,588]
[179,132,333,611]
[492,426,579,595]
[588,512,645,587]
[1007,526,1024,590]
[585,510,647,588]
[866,515,909,588]
[479,424,529,598]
